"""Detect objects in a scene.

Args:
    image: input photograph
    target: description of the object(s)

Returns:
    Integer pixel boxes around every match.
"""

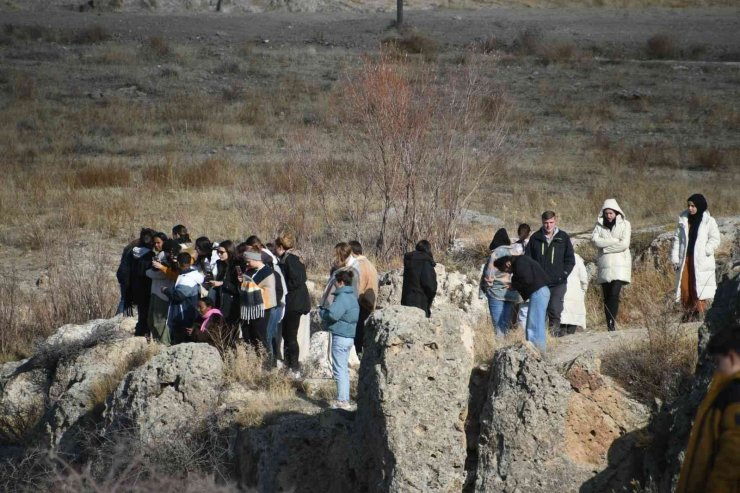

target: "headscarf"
[687,193,708,257]
[489,228,511,251]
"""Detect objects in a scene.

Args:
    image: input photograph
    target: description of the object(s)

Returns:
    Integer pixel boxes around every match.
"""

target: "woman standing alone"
[591,199,631,331]
[671,194,720,320]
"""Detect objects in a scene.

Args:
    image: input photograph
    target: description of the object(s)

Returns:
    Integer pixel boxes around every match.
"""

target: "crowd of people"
[116,227,380,410]
[115,193,721,407]
[480,194,720,354]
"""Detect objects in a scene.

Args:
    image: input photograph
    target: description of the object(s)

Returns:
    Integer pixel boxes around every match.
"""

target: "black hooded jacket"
[525,228,576,287]
[401,250,437,317]
[510,255,550,301]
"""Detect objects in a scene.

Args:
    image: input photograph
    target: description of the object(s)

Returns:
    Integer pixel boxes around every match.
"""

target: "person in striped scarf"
[238,248,276,352]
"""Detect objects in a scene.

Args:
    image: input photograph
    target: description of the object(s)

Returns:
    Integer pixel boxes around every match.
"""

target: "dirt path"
[2,8,739,56]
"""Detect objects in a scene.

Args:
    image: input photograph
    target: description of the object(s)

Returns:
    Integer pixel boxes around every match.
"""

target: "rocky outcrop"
[44,336,150,452]
[377,263,487,324]
[356,305,474,492]
[475,343,650,493]
[0,360,48,445]
[104,343,223,443]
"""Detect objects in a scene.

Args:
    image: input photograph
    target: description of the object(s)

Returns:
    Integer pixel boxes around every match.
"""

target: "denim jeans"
[331,335,354,402]
[486,295,514,337]
[526,287,551,353]
[267,305,285,357]
[518,302,529,331]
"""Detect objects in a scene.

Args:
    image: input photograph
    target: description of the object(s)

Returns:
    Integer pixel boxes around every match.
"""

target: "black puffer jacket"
[401,251,437,317]
[525,229,575,287]
[281,252,311,315]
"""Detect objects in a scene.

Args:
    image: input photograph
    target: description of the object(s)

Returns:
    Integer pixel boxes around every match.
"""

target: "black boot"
[606,317,616,332]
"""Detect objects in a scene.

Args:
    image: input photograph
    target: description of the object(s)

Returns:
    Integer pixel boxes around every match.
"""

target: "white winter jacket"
[671,210,720,301]
[561,254,589,328]
[591,199,632,284]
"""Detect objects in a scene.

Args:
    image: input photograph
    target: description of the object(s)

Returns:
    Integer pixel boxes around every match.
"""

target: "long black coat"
[281,252,311,315]
[401,251,437,317]
[215,259,240,324]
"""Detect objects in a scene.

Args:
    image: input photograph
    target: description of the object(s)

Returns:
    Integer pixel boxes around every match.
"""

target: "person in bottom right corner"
[671,193,721,321]
[320,269,360,410]
[676,325,740,493]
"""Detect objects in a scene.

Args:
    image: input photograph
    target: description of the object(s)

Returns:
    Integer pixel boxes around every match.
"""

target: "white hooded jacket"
[591,199,632,284]
[670,210,720,301]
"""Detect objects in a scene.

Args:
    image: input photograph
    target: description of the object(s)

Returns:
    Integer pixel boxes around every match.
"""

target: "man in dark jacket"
[401,240,437,318]
[525,211,575,337]
[494,255,551,353]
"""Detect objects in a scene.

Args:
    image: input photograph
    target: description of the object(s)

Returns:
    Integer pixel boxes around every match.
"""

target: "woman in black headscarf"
[670,194,721,320]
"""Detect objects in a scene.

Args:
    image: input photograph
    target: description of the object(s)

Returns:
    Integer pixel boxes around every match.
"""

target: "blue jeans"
[518,302,529,331]
[486,295,514,337]
[331,335,354,402]
[526,287,551,353]
[267,305,284,357]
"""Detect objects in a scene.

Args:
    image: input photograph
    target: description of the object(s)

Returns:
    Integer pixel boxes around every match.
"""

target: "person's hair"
[335,269,354,286]
[245,235,265,251]
[162,239,181,256]
[493,255,513,271]
[199,296,215,308]
[265,242,275,251]
[349,240,363,255]
[195,236,213,254]
[176,252,193,267]
[334,242,352,266]
[172,224,191,243]
[707,325,740,357]
[275,232,295,250]
[541,211,556,221]
[218,240,236,264]
[517,223,531,236]
[139,228,156,245]
[415,239,432,255]
[154,232,168,242]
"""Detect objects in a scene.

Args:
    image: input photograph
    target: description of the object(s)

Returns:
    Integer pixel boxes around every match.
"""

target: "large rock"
[356,305,474,492]
[475,343,650,493]
[44,336,150,452]
[377,263,487,325]
[0,360,48,445]
[104,343,223,443]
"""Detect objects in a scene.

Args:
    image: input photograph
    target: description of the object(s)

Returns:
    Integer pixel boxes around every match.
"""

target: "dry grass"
[88,342,161,408]
[646,34,676,60]
[473,313,527,364]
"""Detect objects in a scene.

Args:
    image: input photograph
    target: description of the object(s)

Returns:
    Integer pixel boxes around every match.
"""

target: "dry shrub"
[601,319,697,405]
[13,74,37,101]
[646,34,676,60]
[222,345,294,393]
[71,164,132,188]
[72,25,109,45]
[382,31,439,58]
[692,147,727,170]
[513,27,543,56]
[141,36,172,59]
[473,313,526,365]
[179,157,237,189]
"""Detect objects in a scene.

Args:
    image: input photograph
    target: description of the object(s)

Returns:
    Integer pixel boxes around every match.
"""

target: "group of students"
[116,227,382,410]
[479,194,721,353]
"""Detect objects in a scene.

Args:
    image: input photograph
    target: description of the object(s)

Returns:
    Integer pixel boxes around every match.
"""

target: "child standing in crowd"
[186,297,230,348]
[320,270,360,410]
[482,228,522,337]
[163,252,204,344]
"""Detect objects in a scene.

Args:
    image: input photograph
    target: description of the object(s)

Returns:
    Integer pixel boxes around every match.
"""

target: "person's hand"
[152,260,164,271]
[210,280,223,288]
[185,328,193,335]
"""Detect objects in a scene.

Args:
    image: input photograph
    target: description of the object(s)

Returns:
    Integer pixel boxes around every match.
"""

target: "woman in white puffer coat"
[671,193,720,320]
[591,199,631,331]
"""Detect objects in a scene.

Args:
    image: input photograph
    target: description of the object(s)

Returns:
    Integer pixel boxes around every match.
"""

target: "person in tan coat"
[677,325,740,493]
[349,240,379,355]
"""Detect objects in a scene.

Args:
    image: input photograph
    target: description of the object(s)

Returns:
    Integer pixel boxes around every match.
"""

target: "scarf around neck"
[200,308,223,333]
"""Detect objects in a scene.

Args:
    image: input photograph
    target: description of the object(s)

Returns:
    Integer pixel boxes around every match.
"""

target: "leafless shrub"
[692,147,727,170]
[646,34,676,59]
[13,74,37,101]
[141,36,172,59]
[513,27,543,56]
[382,31,439,59]
[222,345,293,393]
[70,163,132,189]
[72,25,109,45]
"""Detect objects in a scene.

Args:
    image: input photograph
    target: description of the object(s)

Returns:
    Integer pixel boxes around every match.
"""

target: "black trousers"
[241,308,272,352]
[281,310,302,371]
[134,296,151,337]
[354,306,372,355]
[547,283,567,336]
[601,281,625,331]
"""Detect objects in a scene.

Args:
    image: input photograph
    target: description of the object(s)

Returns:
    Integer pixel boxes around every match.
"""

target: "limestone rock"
[104,343,223,443]
[44,336,150,451]
[0,360,48,445]
[357,305,474,492]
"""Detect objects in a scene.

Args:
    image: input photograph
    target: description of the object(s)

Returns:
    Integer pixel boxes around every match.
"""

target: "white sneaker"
[330,400,353,410]
[276,360,284,369]
[290,370,302,380]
